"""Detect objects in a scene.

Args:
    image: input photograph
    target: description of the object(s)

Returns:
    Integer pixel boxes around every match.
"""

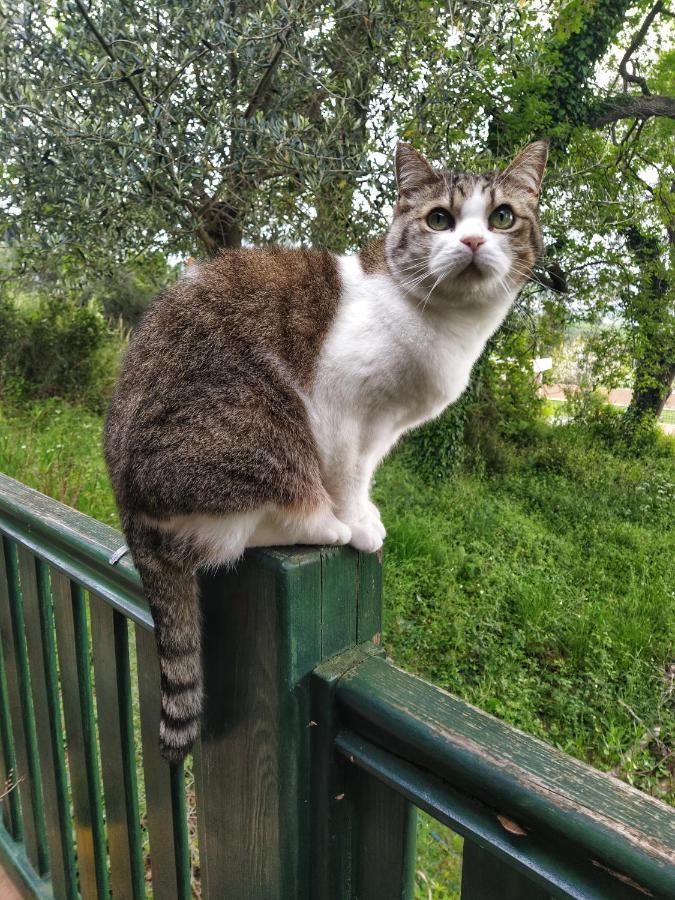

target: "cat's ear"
[395,142,437,198]
[501,140,549,196]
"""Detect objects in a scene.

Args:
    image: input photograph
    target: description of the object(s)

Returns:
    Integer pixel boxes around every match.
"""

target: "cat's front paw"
[349,521,384,553]
[367,503,387,541]
[348,516,385,553]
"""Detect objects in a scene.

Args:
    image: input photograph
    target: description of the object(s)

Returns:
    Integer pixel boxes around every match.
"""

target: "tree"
[1,1,395,261]
[480,0,675,422]
[622,223,675,421]
[1,0,532,266]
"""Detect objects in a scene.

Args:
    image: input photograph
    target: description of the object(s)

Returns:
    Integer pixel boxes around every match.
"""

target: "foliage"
[82,252,176,326]
[401,361,484,481]
[1,0,673,423]
[0,399,115,521]
[465,327,545,468]
[1,0,531,261]
[379,426,675,806]
[564,386,670,456]
[414,815,463,900]
[581,328,634,390]
[0,294,125,411]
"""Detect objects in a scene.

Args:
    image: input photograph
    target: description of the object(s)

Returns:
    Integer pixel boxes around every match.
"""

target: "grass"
[1,398,674,897]
[377,433,674,791]
[0,398,117,524]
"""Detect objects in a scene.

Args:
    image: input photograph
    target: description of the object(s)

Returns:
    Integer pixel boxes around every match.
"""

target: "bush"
[84,254,173,327]
[465,341,545,473]
[565,387,663,456]
[0,296,125,411]
[402,380,481,480]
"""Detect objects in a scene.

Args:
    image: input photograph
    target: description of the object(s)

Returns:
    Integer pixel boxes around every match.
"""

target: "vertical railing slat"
[90,596,145,900]
[0,612,21,840]
[135,623,191,900]
[0,537,48,874]
[352,771,417,900]
[51,570,109,899]
[19,549,78,899]
[460,839,552,899]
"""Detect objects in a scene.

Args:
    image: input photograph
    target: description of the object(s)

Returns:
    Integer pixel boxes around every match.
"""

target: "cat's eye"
[426,208,454,231]
[489,205,515,229]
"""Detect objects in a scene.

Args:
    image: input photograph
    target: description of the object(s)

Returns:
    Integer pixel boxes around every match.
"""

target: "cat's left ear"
[395,142,438,198]
[502,140,549,197]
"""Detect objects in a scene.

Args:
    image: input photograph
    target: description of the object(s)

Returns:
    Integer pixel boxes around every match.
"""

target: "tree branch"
[71,0,152,116]
[243,24,292,119]
[618,0,664,96]
[590,93,675,125]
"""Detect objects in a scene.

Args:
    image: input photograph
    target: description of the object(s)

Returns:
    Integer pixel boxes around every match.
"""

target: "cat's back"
[148,245,339,333]
[131,245,341,380]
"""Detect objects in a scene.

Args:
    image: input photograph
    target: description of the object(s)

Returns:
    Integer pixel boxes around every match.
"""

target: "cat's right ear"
[395,142,437,198]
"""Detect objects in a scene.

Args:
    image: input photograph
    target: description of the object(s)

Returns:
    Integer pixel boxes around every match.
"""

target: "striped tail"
[135,555,203,764]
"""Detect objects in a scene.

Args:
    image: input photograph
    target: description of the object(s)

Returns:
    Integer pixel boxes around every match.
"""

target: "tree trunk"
[197,201,243,253]
[627,360,675,420]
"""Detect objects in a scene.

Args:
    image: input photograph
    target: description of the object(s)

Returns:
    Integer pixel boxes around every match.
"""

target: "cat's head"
[385,141,548,306]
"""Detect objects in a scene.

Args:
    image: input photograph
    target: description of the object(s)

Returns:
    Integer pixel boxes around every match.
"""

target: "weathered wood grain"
[135,624,190,900]
[51,573,109,899]
[461,840,551,899]
[0,538,47,875]
[353,769,417,899]
[333,655,675,899]
[90,597,144,900]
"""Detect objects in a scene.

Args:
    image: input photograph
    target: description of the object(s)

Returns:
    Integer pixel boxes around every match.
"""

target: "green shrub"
[0,296,126,411]
[565,387,663,455]
[85,254,172,326]
[401,380,480,480]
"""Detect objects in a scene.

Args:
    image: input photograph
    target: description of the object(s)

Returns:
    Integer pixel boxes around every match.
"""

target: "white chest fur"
[309,255,513,471]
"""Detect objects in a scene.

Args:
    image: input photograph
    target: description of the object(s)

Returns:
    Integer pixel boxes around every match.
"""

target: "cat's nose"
[461,236,486,253]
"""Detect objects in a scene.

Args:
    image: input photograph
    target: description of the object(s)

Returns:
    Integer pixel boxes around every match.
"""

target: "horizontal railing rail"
[314,648,675,900]
[0,475,150,630]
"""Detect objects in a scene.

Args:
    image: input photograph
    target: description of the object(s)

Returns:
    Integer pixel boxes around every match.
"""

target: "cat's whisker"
[395,259,434,274]
[418,266,451,311]
[396,266,435,286]
[398,268,436,295]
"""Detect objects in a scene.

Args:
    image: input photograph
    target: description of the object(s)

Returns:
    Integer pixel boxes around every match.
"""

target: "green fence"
[0,472,673,899]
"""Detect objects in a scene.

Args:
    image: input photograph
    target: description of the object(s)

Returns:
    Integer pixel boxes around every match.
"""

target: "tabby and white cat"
[104,140,548,762]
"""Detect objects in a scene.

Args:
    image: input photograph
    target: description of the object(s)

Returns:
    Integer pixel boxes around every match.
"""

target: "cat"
[104,140,548,763]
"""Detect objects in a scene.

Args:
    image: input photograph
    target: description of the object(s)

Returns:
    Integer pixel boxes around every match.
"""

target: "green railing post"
[192,545,416,900]
[312,645,417,900]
